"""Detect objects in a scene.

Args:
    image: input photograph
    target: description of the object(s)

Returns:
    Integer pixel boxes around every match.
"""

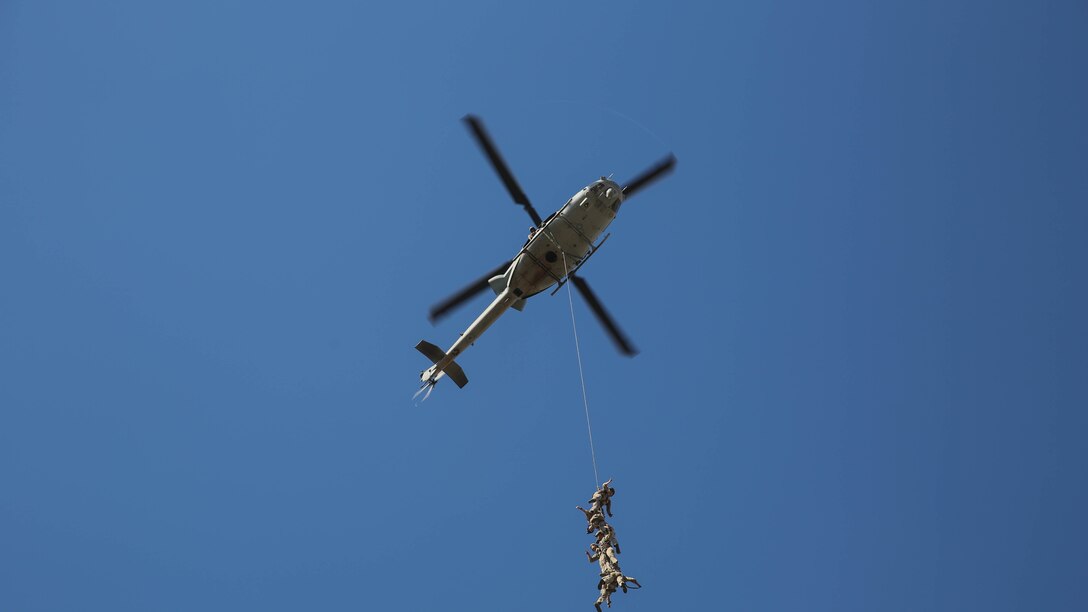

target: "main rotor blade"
[463,115,544,226]
[621,154,677,199]
[429,260,513,323]
[570,275,638,356]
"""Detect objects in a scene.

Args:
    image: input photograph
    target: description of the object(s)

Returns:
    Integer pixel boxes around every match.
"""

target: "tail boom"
[415,288,519,391]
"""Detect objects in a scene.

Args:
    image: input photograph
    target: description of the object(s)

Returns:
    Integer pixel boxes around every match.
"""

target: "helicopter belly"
[506,185,619,298]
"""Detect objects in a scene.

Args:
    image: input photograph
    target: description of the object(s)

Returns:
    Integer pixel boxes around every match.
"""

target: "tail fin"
[415,340,469,388]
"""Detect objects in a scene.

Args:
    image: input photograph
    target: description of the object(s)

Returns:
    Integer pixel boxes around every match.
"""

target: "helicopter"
[416,115,676,393]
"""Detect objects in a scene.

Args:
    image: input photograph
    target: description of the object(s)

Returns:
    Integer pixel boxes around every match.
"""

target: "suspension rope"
[562,252,600,489]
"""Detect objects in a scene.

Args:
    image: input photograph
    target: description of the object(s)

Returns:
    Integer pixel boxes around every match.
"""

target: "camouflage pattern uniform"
[577,506,606,534]
[589,478,615,516]
[595,522,620,554]
[582,479,638,609]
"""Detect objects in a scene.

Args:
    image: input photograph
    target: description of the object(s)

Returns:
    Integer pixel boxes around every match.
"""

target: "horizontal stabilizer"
[414,340,469,388]
[443,360,469,388]
[415,340,446,364]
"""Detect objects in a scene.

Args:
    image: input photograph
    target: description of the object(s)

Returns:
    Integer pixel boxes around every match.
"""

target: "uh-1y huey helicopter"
[415,115,676,395]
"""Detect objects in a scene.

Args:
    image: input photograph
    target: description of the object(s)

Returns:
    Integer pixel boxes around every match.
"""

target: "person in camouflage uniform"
[581,479,639,609]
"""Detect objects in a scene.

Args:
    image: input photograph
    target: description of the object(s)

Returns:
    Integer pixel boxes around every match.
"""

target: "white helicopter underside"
[499,178,623,301]
[417,179,622,390]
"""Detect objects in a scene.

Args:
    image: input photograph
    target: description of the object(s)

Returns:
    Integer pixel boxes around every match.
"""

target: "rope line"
[562,252,600,489]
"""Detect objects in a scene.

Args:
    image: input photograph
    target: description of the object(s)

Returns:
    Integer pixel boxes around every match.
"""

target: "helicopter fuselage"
[419,178,623,387]
[511,178,623,299]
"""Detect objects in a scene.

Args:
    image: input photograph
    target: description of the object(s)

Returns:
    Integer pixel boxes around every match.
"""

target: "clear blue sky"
[2,1,1086,610]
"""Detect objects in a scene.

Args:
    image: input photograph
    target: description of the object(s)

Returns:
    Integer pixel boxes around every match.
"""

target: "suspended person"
[595,522,620,554]
[600,567,642,595]
[576,506,606,534]
[588,478,615,517]
[586,542,620,576]
[594,575,617,612]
